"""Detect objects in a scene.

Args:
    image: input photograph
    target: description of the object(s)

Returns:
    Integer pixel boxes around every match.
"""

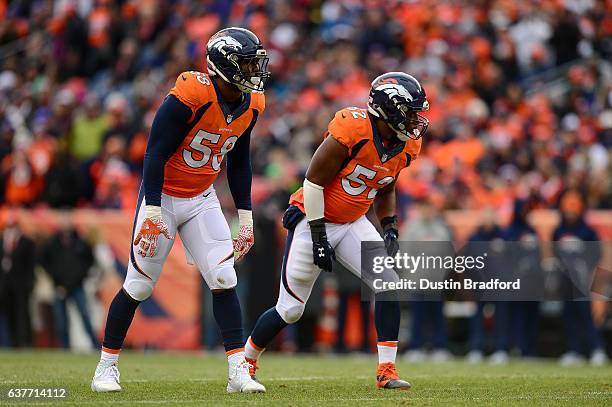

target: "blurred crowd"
[0,212,103,350]
[0,0,611,213]
[3,192,608,366]
[0,0,611,363]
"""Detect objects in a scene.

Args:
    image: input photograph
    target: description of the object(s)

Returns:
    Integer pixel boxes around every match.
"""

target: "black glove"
[282,205,305,231]
[309,219,335,272]
[381,216,399,256]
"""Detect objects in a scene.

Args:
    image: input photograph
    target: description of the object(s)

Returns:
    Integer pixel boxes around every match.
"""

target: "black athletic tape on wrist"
[308,218,327,242]
[380,215,398,231]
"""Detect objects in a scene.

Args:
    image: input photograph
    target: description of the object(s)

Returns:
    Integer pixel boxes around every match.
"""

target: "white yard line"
[121,375,371,383]
[20,394,612,406]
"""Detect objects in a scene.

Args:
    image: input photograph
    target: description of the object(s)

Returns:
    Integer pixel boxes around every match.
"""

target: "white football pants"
[123,185,236,301]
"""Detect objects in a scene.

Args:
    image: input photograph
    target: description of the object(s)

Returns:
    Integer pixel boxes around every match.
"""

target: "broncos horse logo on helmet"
[207,27,270,93]
[377,83,414,102]
[208,36,243,54]
[368,72,429,141]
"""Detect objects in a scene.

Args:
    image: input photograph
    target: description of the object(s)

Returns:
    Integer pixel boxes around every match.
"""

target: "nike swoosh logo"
[203,192,211,198]
[182,75,187,81]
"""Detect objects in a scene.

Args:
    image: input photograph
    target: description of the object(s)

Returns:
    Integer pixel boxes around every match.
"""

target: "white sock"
[377,341,398,364]
[244,336,264,360]
[227,348,245,376]
[100,348,119,365]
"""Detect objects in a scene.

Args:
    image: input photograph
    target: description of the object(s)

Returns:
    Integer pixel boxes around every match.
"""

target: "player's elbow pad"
[303,178,325,221]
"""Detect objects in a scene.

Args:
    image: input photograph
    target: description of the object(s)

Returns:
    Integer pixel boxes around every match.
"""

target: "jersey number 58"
[183,130,237,171]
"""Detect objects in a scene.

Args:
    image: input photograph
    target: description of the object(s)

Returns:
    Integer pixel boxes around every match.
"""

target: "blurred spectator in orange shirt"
[2,149,43,206]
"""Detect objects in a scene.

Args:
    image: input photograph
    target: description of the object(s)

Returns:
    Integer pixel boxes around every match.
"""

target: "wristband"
[145,205,162,219]
[381,215,398,231]
[308,218,327,243]
[237,209,253,227]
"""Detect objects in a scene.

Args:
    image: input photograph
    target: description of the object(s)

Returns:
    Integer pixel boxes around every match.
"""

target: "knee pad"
[123,278,154,302]
[206,264,237,290]
[276,302,304,324]
[289,240,317,282]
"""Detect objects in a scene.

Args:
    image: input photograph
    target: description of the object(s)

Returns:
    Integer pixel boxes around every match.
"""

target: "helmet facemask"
[209,49,270,93]
[234,51,270,92]
[392,106,429,141]
[371,101,429,141]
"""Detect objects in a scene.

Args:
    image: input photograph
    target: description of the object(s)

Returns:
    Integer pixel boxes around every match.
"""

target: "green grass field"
[0,351,611,406]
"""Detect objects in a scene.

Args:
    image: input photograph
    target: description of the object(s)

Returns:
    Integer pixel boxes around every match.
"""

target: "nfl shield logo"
[382,154,388,162]
[226,114,233,123]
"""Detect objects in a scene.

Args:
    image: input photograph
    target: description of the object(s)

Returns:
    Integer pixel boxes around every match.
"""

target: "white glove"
[133,205,173,257]
[233,209,254,261]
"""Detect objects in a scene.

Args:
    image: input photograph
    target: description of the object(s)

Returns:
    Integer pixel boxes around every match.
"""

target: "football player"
[91,27,269,394]
[244,72,429,390]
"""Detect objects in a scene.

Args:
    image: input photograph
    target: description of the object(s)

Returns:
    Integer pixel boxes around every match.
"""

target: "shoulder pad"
[168,71,213,115]
[327,107,370,149]
[249,92,265,113]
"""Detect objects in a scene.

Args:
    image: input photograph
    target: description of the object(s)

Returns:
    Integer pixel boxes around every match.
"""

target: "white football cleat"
[91,362,122,392]
[559,351,585,366]
[466,350,484,364]
[488,350,509,365]
[430,349,452,363]
[227,360,266,393]
[590,349,608,366]
[403,349,427,363]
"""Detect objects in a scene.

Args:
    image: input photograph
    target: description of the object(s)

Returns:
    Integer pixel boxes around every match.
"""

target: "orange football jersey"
[290,107,421,224]
[163,71,265,198]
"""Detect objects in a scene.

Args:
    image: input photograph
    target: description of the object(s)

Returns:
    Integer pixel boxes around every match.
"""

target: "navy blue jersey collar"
[368,113,405,163]
[211,79,252,124]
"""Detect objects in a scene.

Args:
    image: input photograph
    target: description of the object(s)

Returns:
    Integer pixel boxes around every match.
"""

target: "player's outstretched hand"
[309,219,335,272]
[133,206,173,258]
[233,210,255,261]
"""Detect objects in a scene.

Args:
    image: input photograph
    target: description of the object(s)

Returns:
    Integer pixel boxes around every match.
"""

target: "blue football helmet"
[206,27,270,93]
[367,72,429,141]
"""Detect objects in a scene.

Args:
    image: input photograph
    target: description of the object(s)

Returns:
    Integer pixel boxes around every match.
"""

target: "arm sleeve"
[142,95,192,206]
[226,111,258,210]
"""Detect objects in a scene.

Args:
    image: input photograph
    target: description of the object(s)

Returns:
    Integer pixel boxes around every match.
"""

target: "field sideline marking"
[0,376,372,385]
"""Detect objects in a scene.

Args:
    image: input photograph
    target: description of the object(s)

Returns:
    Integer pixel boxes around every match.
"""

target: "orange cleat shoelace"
[376,362,400,382]
[245,357,258,378]
[376,362,411,390]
